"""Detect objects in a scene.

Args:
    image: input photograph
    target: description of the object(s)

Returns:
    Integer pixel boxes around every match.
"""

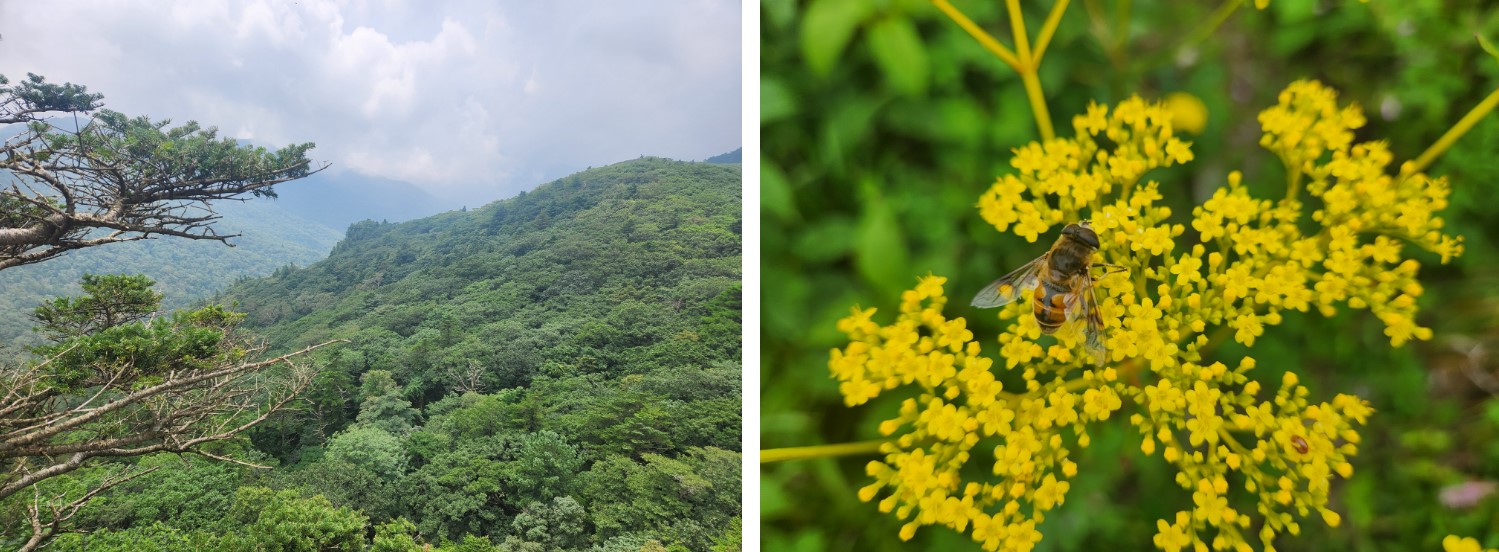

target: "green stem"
[1179,0,1245,54]
[1081,0,1115,62]
[1020,75,1055,141]
[1404,85,1499,175]
[1287,165,1303,202]
[761,439,887,463]
[1114,0,1132,54]
[1006,0,1056,140]
[1031,0,1071,64]
[931,0,1023,72]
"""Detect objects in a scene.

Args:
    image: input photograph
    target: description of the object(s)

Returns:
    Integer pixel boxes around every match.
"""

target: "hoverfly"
[971,221,1121,366]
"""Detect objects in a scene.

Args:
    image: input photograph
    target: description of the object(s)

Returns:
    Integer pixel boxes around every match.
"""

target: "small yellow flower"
[1164,92,1209,135]
[1444,535,1499,552]
[1152,512,1195,552]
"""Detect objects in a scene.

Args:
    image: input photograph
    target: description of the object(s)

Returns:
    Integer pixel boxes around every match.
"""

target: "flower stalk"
[1405,84,1499,175]
[761,439,887,463]
[930,0,1022,72]
[932,0,1056,140]
[1178,0,1245,55]
[1031,0,1070,63]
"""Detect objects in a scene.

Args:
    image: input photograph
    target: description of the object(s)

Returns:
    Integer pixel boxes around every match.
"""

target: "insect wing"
[972,256,1045,308]
[1078,275,1108,366]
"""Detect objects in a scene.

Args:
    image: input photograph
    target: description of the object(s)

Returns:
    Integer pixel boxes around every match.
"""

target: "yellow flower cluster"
[1256,80,1462,344]
[831,81,1460,551]
[1134,368,1370,551]
[834,275,1122,551]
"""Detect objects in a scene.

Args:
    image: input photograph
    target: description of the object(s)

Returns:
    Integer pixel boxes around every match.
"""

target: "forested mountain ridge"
[704,148,741,164]
[40,156,742,551]
[224,156,740,392]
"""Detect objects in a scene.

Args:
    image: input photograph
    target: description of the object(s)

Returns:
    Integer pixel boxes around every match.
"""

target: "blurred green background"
[760,0,1499,550]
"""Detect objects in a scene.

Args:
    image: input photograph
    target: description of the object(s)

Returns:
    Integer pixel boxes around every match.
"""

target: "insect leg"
[1092,263,1128,278]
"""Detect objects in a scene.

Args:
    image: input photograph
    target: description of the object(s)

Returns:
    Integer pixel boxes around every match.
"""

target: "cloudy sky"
[0,0,741,205]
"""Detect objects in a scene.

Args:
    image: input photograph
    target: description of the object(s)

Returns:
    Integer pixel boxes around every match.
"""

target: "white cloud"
[346,146,446,183]
[0,0,740,205]
[523,72,540,96]
[235,1,307,46]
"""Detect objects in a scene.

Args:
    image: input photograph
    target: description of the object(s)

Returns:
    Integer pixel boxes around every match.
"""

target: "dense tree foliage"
[0,275,337,550]
[0,73,334,550]
[17,157,743,549]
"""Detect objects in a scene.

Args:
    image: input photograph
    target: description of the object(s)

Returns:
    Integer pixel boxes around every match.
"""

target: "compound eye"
[1075,227,1100,248]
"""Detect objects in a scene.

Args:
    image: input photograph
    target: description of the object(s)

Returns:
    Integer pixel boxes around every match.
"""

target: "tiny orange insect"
[1290,435,1309,454]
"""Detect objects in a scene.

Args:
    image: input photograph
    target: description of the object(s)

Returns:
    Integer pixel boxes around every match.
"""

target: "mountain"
[118,156,743,548]
[705,147,742,163]
[0,200,342,349]
[269,169,449,231]
[227,157,741,362]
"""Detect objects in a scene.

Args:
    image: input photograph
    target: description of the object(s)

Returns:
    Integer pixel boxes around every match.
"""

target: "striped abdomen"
[1031,242,1092,334]
[1030,278,1073,334]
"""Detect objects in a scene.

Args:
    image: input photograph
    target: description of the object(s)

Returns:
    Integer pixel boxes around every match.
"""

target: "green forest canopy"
[12,157,743,551]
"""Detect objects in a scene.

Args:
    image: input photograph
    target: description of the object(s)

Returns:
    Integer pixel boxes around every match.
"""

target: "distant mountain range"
[705,148,742,164]
[0,201,343,348]
[269,169,450,232]
[268,149,741,231]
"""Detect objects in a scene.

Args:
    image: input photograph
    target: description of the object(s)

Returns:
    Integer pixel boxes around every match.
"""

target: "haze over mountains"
[0,169,433,348]
[272,149,743,232]
[0,201,342,348]
[270,169,450,232]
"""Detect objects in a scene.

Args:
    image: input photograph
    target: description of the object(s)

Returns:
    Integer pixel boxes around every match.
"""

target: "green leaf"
[759,477,792,517]
[1484,399,1499,427]
[1479,33,1499,68]
[854,178,910,294]
[820,96,884,175]
[762,0,799,32]
[1271,0,1317,23]
[800,0,873,77]
[789,530,828,552]
[1344,473,1374,528]
[866,16,930,96]
[761,77,798,125]
[793,216,857,262]
[761,155,797,221]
